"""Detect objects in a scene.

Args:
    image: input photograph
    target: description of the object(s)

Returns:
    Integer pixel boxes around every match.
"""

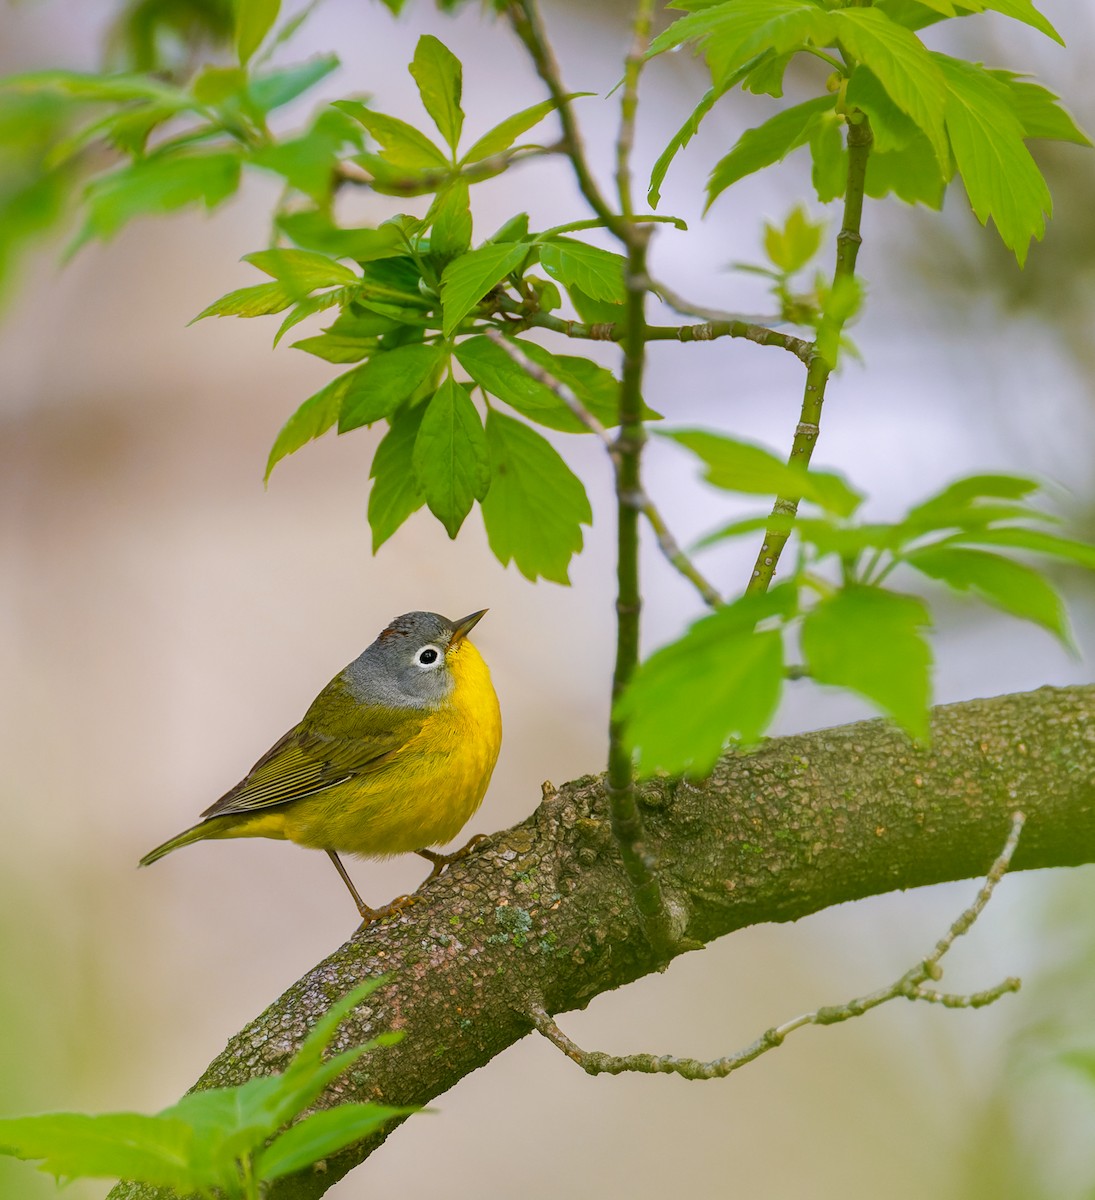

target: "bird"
[139,609,502,924]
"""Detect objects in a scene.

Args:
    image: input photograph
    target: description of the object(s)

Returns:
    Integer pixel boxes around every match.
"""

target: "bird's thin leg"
[326,850,377,920]
[416,834,491,886]
[326,850,418,928]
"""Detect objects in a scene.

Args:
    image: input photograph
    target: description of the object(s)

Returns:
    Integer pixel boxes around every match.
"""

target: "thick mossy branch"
[109,685,1095,1200]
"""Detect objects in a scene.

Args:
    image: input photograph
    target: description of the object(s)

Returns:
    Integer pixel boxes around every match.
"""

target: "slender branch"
[506,0,620,233]
[483,328,612,445]
[614,0,655,220]
[482,332,723,608]
[529,812,1025,1079]
[746,114,873,594]
[493,298,813,360]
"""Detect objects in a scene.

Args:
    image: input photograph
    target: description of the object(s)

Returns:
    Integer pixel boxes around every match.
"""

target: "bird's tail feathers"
[138,823,209,867]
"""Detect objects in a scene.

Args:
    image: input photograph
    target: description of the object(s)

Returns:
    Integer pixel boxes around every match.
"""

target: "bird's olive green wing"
[200,675,427,819]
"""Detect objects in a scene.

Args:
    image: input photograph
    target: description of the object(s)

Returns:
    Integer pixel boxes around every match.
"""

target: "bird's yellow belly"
[262,642,502,858]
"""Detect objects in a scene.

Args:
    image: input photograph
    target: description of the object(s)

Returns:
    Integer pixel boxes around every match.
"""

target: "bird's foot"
[416,834,491,885]
[355,892,420,930]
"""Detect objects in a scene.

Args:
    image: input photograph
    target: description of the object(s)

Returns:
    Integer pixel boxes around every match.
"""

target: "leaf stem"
[746,114,873,594]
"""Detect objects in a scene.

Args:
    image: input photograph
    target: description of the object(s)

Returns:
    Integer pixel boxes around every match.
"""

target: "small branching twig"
[746,115,874,594]
[484,330,723,610]
[530,812,1026,1079]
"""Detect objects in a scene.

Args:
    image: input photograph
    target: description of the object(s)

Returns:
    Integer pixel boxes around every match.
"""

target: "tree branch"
[109,684,1095,1200]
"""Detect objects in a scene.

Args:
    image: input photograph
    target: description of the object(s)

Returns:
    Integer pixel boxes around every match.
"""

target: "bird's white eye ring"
[415,645,442,668]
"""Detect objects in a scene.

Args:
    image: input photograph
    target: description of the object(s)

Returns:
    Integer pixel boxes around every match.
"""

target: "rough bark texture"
[109,684,1095,1200]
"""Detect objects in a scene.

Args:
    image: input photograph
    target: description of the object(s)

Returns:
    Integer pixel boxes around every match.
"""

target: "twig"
[484,330,723,609]
[746,113,873,594]
[530,812,1026,1079]
[494,298,813,361]
[507,0,620,234]
[651,277,784,330]
[483,329,612,444]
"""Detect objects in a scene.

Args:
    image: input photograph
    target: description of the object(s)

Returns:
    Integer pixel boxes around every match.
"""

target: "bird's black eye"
[416,646,440,666]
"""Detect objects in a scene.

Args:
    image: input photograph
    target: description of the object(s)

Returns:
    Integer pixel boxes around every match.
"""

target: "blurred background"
[3,1,1095,1197]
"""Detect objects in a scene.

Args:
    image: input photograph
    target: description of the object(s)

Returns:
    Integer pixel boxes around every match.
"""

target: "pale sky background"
[3,2,1095,1199]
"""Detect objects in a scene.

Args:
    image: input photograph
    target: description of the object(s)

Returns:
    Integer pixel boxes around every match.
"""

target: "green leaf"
[362,406,429,554]
[413,378,490,537]
[763,204,824,274]
[462,96,581,163]
[193,281,296,321]
[904,545,1070,642]
[259,1105,410,1182]
[904,472,1040,528]
[410,34,463,152]
[339,343,448,433]
[292,332,378,364]
[439,241,528,336]
[244,248,359,289]
[428,178,473,262]
[539,238,626,304]
[664,429,862,517]
[75,151,241,247]
[272,288,348,346]
[809,112,848,203]
[0,1112,193,1188]
[944,526,1095,570]
[650,1,836,93]
[981,0,1062,45]
[865,132,946,207]
[369,404,427,551]
[707,95,835,206]
[986,71,1092,146]
[247,55,341,113]
[268,979,390,1126]
[2,69,191,107]
[265,372,352,478]
[192,65,247,105]
[830,7,949,165]
[278,212,408,263]
[522,343,647,428]
[485,213,531,243]
[334,101,449,169]
[480,410,592,583]
[618,587,796,774]
[237,0,281,65]
[934,54,1051,266]
[456,337,629,434]
[160,1079,285,1190]
[801,586,932,739]
[649,86,719,208]
[845,64,926,153]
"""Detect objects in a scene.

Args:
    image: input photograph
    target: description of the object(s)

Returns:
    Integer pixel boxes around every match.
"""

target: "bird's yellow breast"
[268,638,502,858]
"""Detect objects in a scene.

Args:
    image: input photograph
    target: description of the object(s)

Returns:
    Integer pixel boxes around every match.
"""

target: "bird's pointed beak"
[450,609,488,644]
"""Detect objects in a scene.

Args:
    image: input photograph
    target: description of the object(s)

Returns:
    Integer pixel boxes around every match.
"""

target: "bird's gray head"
[345,610,487,709]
